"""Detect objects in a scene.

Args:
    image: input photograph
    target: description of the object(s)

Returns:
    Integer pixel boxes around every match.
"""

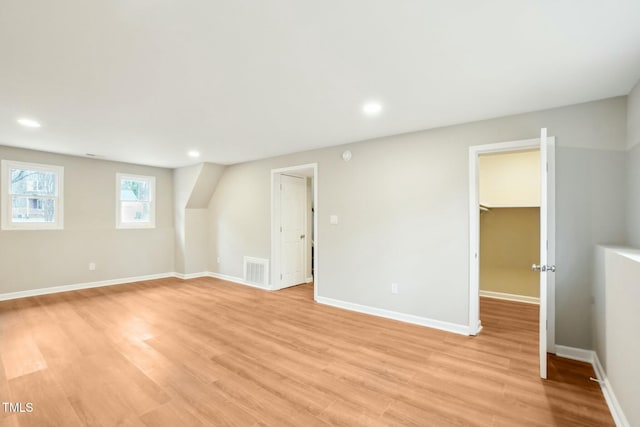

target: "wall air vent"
[243,256,269,287]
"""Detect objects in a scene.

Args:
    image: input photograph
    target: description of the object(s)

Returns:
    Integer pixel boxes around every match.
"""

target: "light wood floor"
[0,278,613,426]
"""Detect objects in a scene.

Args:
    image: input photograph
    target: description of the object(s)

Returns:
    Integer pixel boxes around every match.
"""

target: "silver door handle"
[532,264,556,272]
[300,234,305,239]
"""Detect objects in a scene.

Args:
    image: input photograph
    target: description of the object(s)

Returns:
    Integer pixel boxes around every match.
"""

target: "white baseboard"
[305,276,314,283]
[174,271,210,280]
[593,352,630,427]
[315,296,469,336]
[0,272,176,302]
[0,269,281,302]
[479,290,540,304]
[473,320,483,336]
[555,346,629,427]
[555,345,594,363]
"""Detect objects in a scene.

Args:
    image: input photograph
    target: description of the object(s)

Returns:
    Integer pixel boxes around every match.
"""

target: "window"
[116,173,155,228]
[1,160,64,230]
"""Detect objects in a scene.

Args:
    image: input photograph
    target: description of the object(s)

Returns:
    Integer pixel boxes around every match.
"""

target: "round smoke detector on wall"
[342,150,352,162]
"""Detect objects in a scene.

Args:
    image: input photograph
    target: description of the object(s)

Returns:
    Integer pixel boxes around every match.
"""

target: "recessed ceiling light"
[187,150,200,158]
[17,118,41,128]
[362,102,383,116]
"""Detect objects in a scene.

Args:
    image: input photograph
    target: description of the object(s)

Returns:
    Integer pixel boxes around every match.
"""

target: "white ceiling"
[1,1,639,168]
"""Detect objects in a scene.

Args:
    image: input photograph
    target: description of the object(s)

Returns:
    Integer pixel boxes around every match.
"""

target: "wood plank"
[139,401,207,427]
[0,332,47,380]
[8,370,82,426]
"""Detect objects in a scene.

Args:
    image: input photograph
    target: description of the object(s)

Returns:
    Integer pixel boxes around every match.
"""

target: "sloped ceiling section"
[174,162,226,274]
[186,163,226,208]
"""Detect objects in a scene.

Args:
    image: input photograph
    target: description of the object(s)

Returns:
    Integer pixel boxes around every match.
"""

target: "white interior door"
[279,174,306,287]
[536,128,556,379]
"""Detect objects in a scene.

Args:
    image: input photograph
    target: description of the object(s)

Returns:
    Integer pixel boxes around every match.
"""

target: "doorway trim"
[270,163,318,300]
[468,137,555,352]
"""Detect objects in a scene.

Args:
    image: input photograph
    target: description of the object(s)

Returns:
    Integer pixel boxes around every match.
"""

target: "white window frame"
[116,173,156,229]
[1,159,64,230]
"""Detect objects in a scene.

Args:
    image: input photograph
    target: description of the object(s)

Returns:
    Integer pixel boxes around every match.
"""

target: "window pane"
[120,201,150,223]
[11,169,57,196]
[120,179,150,202]
[11,197,56,223]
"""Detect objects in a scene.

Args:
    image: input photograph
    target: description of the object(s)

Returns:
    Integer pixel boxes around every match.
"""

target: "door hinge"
[280,226,282,232]
[280,183,282,190]
[280,273,282,280]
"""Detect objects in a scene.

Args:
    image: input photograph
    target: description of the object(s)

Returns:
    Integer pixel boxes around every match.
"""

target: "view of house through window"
[1,160,64,230]
[116,173,155,228]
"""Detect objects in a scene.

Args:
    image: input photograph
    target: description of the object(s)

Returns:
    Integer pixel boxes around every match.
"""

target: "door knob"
[532,264,556,272]
[300,234,305,239]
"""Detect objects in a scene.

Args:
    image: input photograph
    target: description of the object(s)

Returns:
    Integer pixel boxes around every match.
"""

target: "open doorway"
[478,149,541,304]
[469,132,556,379]
[270,163,318,300]
[477,149,541,372]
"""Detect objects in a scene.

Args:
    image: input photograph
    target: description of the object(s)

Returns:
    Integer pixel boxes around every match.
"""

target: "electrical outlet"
[391,283,398,294]
[89,262,96,271]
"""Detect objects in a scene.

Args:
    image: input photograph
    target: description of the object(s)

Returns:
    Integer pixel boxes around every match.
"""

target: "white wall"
[184,209,210,274]
[208,96,628,346]
[606,249,640,427]
[0,145,175,293]
[628,80,640,150]
[479,150,540,207]
[556,146,627,346]
[593,246,640,427]
[593,246,608,368]
[627,80,640,247]
[174,162,225,275]
[208,164,272,275]
[174,164,202,274]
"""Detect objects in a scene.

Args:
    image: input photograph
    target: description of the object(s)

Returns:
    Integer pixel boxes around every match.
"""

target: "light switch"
[329,215,339,225]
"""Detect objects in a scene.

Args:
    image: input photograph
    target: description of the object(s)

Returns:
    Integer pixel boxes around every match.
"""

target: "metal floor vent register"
[243,256,269,287]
